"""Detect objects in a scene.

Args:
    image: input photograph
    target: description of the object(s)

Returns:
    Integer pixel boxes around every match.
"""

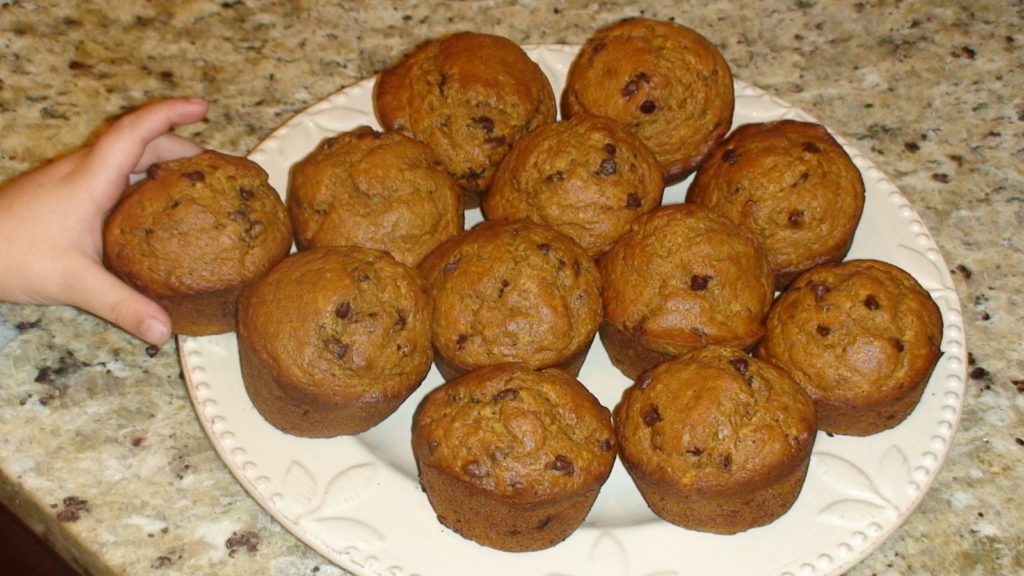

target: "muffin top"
[687,120,865,287]
[103,150,292,297]
[287,126,463,266]
[413,363,616,500]
[483,113,664,258]
[561,18,734,182]
[599,203,774,354]
[238,246,433,402]
[374,31,556,195]
[419,219,602,371]
[614,346,816,492]
[757,259,943,408]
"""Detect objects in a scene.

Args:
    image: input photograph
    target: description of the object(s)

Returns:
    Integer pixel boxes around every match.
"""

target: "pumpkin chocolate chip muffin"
[287,126,463,266]
[374,32,557,206]
[418,219,602,381]
[614,346,817,534]
[412,363,617,551]
[562,18,734,183]
[598,204,774,380]
[103,150,292,336]
[756,259,943,436]
[687,120,865,287]
[483,113,665,259]
[237,246,433,437]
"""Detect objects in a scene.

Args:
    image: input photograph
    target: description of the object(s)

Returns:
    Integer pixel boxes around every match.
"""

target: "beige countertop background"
[1,1,1021,574]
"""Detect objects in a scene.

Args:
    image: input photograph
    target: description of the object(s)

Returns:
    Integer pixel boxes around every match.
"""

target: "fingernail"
[141,317,171,345]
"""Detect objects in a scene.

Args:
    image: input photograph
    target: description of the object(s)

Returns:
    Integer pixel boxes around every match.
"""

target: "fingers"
[63,260,173,346]
[132,132,206,174]
[86,98,209,192]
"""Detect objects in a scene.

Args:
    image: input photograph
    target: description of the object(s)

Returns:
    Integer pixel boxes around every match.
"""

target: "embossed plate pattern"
[181,45,966,576]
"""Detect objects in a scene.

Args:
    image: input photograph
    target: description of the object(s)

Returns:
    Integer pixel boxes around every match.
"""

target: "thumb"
[64,261,173,346]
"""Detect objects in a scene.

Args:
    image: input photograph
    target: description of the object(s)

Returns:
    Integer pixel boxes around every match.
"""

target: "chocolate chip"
[145,345,160,358]
[864,295,880,310]
[331,342,349,359]
[686,446,703,456]
[729,357,749,375]
[600,438,614,452]
[463,461,489,477]
[622,80,640,97]
[722,148,740,165]
[239,187,254,200]
[816,325,832,336]
[812,282,830,301]
[793,171,810,186]
[493,388,519,401]
[498,278,510,297]
[639,100,657,114]
[592,41,606,54]
[146,164,161,179]
[443,259,459,274]
[626,192,642,209]
[536,516,553,530]
[572,260,582,277]
[546,171,565,183]
[335,302,351,319]
[604,143,617,156]
[721,453,733,470]
[599,158,617,176]
[182,170,205,182]
[894,339,905,352]
[437,73,448,94]
[802,142,822,154]
[357,273,370,282]
[456,333,469,349]
[549,455,575,476]
[428,440,439,454]
[642,405,662,427]
[472,116,495,133]
[537,243,552,254]
[394,311,407,330]
[788,209,805,226]
[690,274,712,291]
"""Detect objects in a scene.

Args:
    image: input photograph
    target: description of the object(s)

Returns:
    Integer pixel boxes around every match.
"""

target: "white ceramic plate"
[181,45,967,576]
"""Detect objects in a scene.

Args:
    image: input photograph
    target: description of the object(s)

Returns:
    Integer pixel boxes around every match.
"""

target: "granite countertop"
[1,1,1021,575]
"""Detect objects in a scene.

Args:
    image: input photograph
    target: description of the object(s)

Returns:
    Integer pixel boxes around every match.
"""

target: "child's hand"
[0,98,209,346]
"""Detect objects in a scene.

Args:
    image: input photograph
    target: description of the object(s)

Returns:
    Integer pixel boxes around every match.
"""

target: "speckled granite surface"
[0,1,1021,575]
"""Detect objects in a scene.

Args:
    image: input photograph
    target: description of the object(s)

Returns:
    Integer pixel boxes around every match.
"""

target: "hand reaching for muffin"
[0,98,208,346]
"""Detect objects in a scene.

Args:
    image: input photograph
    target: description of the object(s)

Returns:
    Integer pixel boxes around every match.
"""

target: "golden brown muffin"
[103,150,292,336]
[598,204,774,379]
[412,363,617,551]
[418,219,602,380]
[483,113,664,258]
[756,259,943,436]
[237,246,433,437]
[287,126,463,266]
[687,120,866,287]
[614,346,817,534]
[374,32,557,205]
[562,18,734,183]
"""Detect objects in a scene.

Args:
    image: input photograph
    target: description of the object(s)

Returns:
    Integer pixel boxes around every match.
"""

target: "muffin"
[374,32,557,205]
[483,113,664,258]
[418,219,602,380]
[287,126,463,266]
[412,363,617,551]
[687,120,866,287]
[756,259,943,436]
[562,18,734,183]
[598,204,774,379]
[614,346,817,534]
[237,246,433,437]
[103,150,292,336]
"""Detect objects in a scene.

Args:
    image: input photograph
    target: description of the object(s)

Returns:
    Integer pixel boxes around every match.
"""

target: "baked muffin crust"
[483,113,664,258]
[413,363,616,551]
[757,259,943,435]
[103,150,292,335]
[562,18,734,183]
[287,126,463,266]
[688,120,865,287]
